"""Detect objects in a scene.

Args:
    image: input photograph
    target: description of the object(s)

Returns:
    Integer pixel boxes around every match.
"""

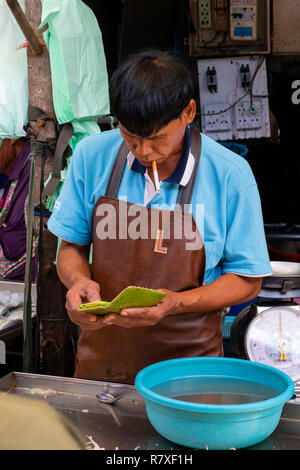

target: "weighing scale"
[230,262,300,389]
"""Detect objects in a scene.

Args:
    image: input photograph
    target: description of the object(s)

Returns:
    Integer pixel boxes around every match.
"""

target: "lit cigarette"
[152,161,160,194]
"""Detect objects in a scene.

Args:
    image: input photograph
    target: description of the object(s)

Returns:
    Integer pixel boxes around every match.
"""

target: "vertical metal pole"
[23,154,35,372]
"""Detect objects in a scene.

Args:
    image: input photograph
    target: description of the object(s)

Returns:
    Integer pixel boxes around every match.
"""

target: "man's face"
[119,100,196,168]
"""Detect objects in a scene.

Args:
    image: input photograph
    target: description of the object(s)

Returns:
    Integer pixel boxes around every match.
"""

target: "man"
[48,50,272,384]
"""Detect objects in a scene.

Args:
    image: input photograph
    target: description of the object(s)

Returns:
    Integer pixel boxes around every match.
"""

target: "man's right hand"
[65,278,108,331]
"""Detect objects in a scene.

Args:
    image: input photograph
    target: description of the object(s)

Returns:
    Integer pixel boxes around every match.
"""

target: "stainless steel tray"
[0,372,300,450]
[0,280,36,296]
[270,262,300,277]
[0,281,36,339]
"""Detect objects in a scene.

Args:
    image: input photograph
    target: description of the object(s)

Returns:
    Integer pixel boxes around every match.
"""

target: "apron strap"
[105,127,202,207]
[105,140,129,198]
[177,127,202,209]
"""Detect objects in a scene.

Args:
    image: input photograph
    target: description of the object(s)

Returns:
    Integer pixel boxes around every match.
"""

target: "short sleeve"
[222,183,272,276]
[47,142,92,245]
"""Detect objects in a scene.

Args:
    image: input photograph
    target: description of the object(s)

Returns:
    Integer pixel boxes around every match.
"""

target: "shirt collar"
[127,126,195,187]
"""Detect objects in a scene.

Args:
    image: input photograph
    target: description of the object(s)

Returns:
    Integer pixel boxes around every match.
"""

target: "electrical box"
[197,56,271,141]
[189,0,270,57]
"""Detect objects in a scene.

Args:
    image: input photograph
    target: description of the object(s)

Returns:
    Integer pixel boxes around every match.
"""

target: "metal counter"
[0,372,299,450]
[0,281,36,342]
[0,280,36,299]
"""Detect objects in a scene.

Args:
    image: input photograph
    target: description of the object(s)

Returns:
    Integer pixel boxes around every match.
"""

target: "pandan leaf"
[79,286,166,315]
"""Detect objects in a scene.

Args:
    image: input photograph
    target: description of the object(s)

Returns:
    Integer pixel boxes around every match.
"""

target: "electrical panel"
[197,56,271,141]
[189,0,270,57]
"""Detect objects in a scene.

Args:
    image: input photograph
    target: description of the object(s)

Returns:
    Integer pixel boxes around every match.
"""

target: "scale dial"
[245,306,300,382]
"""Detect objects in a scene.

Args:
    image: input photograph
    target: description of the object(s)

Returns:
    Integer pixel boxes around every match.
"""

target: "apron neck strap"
[105,140,129,198]
[105,127,202,209]
[177,127,201,209]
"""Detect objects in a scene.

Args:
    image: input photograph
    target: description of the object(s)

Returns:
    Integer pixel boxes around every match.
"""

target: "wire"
[197,55,266,117]
[196,92,248,117]
[199,31,232,50]
[249,55,265,110]
[199,32,222,48]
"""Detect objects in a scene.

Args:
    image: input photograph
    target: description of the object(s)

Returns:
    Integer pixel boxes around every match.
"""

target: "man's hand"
[57,241,111,331]
[101,289,180,328]
[65,278,108,331]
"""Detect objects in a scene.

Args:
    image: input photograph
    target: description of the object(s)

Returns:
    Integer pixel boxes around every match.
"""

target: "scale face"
[245,306,300,382]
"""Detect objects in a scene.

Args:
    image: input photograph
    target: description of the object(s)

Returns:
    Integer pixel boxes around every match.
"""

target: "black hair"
[109,49,196,138]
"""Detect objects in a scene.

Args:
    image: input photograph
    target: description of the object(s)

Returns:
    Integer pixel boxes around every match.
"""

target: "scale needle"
[279,314,287,361]
[279,347,287,361]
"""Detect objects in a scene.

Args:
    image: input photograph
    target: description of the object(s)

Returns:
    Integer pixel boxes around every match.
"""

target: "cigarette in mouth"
[152,161,160,194]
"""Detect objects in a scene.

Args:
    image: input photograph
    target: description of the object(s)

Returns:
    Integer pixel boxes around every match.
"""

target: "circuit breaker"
[197,56,271,141]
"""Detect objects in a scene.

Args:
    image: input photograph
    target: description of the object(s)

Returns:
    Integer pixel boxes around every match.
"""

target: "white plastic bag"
[0,0,28,139]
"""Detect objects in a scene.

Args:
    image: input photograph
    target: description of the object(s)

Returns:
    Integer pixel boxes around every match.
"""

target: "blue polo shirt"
[48,127,272,284]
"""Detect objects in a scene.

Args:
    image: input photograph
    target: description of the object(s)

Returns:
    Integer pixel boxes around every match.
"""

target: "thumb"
[87,292,101,303]
[85,285,101,303]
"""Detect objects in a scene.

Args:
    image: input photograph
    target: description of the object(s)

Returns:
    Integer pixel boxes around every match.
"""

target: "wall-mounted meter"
[230,0,257,41]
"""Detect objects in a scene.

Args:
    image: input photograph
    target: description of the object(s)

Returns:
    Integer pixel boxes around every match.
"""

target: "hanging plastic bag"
[0,0,28,139]
[39,0,110,124]
[40,0,109,202]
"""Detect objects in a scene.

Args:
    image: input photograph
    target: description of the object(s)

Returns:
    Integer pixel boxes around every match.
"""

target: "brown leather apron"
[74,128,223,384]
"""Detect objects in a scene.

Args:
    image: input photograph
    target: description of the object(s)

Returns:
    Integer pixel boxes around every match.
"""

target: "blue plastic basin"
[220,142,248,157]
[135,357,294,450]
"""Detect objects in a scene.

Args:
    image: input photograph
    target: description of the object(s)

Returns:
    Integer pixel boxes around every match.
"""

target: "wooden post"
[24,0,75,377]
